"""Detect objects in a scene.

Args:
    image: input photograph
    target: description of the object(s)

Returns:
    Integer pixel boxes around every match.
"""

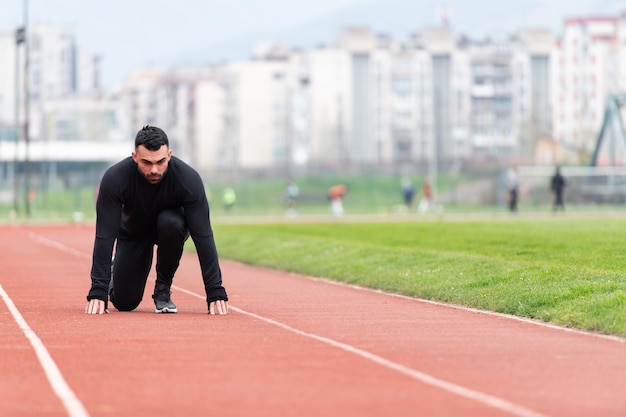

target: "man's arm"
[86,168,123,313]
[190,224,229,314]
[182,171,228,313]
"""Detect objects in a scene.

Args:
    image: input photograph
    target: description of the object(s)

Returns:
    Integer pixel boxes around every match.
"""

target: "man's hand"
[85,299,108,315]
[209,300,228,315]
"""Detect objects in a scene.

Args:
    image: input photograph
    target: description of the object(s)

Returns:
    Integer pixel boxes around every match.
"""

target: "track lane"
[1,224,624,417]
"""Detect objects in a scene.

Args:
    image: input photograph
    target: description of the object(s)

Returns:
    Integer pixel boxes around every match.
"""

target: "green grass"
[205,173,472,215]
[1,173,465,220]
[209,216,626,338]
[0,187,98,222]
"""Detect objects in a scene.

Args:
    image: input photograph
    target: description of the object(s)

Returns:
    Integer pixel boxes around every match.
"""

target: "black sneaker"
[153,291,178,313]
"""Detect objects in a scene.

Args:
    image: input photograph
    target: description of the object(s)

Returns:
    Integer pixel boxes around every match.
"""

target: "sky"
[2,0,626,90]
[1,0,371,89]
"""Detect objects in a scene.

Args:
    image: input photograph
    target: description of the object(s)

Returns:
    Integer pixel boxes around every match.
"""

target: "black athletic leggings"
[110,208,189,311]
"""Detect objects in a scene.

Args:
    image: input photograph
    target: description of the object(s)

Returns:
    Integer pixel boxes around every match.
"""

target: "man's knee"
[111,295,142,311]
[157,209,188,240]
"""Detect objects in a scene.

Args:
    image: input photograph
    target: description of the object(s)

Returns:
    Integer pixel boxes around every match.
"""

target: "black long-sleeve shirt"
[87,156,227,306]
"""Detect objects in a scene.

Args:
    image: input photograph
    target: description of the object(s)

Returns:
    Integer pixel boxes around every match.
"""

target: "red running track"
[0,224,625,417]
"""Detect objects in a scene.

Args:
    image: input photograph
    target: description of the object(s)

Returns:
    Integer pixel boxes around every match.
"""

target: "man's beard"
[140,168,167,184]
[145,173,162,184]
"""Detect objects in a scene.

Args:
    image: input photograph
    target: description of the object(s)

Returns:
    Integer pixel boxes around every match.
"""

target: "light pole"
[22,0,31,217]
[14,26,24,215]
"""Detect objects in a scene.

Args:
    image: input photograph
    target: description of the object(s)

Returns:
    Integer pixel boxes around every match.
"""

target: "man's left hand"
[209,300,228,315]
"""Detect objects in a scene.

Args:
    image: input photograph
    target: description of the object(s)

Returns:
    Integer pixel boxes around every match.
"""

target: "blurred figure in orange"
[417,176,432,214]
[328,184,348,216]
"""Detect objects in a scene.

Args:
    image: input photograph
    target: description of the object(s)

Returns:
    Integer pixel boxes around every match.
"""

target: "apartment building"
[552,16,620,160]
[510,29,553,162]
[0,25,103,143]
[195,55,291,177]
[0,28,20,142]
[116,65,217,165]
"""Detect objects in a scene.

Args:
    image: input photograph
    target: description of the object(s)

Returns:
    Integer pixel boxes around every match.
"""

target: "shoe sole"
[154,307,178,313]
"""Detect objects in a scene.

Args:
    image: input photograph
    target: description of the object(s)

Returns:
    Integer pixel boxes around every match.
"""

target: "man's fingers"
[87,300,96,314]
[85,299,108,315]
[209,300,228,315]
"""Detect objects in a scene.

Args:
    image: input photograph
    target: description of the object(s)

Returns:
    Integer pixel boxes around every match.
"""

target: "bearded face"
[132,144,172,184]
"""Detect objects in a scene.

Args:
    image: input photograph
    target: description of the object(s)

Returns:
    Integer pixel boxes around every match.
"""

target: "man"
[401,177,414,211]
[328,184,347,216]
[285,179,299,216]
[85,125,228,315]
[550,165,567,212]
[506,166,519,212]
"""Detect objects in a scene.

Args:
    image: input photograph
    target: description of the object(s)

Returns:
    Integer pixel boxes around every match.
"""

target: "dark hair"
[135,125,169,151]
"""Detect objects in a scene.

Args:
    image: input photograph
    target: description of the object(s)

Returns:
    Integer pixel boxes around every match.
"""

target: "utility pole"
[22,0,31,217]
[14,26,24,216]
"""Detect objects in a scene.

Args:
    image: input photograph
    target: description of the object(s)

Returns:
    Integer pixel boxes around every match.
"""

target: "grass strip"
[205,217,626,337]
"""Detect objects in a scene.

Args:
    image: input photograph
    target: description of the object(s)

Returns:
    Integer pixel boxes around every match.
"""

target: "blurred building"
[513,28,553,160]
[0,25,112,199]
[3,26,104,142]
[2,10,626,181]
[193,25,557,176]
[552,15,622,163]
[0,28,18,142]
[116,66,217,166]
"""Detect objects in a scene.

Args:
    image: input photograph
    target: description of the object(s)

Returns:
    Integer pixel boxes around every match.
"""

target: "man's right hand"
[85,299,108,314]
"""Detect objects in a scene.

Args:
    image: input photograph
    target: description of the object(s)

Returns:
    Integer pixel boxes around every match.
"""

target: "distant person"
[401,177,414,211]
[328,184,348,216]
[85,125,228,315]
[285,179,299,216]
[222,186,236,213]
[417,176,432,214]
[506,166,519,212]
[550,165,567,212]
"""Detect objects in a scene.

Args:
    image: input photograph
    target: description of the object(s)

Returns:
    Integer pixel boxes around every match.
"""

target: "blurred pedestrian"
[417,176,432,214]
[550,165,567,212]
[506,166,519,212]
[222,186,236,213]
[328,184,348,216]
[401,177,414,211]
[285,179,299,216]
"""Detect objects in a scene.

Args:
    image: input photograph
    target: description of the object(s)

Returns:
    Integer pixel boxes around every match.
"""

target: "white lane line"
[0,284,90,417]
[26,232,91,260]
[27,230,553,416]
[174,285,552,417]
